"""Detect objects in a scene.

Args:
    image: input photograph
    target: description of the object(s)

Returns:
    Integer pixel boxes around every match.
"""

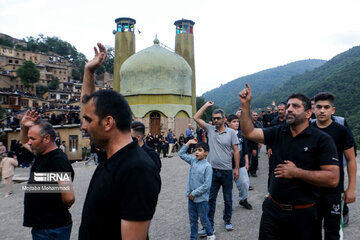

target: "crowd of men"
[1,43,357,240]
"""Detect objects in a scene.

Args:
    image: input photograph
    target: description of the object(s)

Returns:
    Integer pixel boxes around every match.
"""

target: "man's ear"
[43,134,51,144]
[305,109,312,119]
[103,116,115,131]
[332,107,336,115]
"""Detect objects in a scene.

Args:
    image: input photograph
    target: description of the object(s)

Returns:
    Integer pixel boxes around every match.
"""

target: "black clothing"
[247,120,262,175]
[142,143,162,172]
[196,128,204,142]
[145,136,155,149]
[232,131,248,169]
[270,116,286,127]
[262,113,274,128]
[23,149,74,229]
[79,140,161,240]
[311,121,355,193]
[263,125,338,204]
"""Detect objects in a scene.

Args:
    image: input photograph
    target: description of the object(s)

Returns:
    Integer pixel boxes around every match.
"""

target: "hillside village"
[0,33,113,160]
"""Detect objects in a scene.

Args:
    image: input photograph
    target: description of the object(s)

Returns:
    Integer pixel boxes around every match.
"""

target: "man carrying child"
[179,139,216,240]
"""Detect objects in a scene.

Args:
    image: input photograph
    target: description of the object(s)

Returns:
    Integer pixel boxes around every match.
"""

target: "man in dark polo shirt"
[131,121,162,172]
[239,84,339,240]
[311,92,356,240]
[20,110,75,240]
[79,43,161,240]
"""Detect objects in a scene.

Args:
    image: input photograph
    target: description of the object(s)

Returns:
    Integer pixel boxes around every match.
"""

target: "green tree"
[48,76,60,90]
[0,37,14,48]
[36,85,49,97]
[196,97,220,122]
[17,61,40,88]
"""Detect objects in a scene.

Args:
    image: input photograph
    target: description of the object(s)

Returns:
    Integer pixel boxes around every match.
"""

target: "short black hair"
[212,108,225,118]
[287,93,311,111]
[7,151,15,158]
[83,90,132,132]
[227,114,239,122]
[131,121,145,136]
[278,102,287,108]
[195,142,209,152]
[34,119,56,142]
[314,92,335,105]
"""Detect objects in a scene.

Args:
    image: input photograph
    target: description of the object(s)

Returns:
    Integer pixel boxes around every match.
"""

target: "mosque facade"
[113,18,196,136]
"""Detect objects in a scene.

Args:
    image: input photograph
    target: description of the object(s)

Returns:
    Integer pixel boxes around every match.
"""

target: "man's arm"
[344,147,357,203]
[233,144,240,181]
[121,220,150,240]
[20,110,40,151]
[193,101,214,129]
[239,84,265,143]
[274,160,339,187]
[80,43,107,116]
[58,181,75,208]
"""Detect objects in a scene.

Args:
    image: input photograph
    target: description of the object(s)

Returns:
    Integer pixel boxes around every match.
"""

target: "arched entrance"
[150,112,161,135]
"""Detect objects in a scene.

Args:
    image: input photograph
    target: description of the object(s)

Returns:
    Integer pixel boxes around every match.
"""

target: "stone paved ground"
[0,147,359,240]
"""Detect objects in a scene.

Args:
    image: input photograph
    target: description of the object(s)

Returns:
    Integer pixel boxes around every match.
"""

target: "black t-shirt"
[79,140,161,240]
[263,125,338,204]
[23,148,74,228]
[262,113,274,128]
[232,131,248,168]
[142,143,162,172]
[311,121,355,193]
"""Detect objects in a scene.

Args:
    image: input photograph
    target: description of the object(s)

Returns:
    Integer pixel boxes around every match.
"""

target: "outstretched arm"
[239,84,265,143]
[80,43,107,116]
[194,101,214,129]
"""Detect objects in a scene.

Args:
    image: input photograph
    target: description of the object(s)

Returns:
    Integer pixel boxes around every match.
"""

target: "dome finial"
[154,34,159,45]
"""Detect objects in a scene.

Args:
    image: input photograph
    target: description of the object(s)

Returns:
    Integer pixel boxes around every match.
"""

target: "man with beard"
[194,101,240,233]
[20,110,75,239]
[239,84,339,240]
[79,43,161,240]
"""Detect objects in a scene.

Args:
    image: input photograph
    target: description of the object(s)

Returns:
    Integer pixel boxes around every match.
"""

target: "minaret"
[174,19,196,116]
[113,17,136,92]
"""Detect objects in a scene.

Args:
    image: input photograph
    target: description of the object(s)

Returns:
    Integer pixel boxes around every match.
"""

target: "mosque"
[112,17,196,136]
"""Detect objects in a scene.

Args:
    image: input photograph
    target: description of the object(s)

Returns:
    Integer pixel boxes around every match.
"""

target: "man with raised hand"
[194,101,239,233]
[239,83,339,240]
[79,43,161,240]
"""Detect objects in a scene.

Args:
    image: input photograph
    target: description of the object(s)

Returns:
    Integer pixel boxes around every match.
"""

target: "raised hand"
[85,43,107,73]
[21,110,40,128]
[205,101,215,107]
[239,83,252,105]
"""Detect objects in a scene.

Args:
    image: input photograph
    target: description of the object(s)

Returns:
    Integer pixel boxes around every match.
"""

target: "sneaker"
[343,212,349,225]
[264,193,269,199]
[198,229,207,237]
[239,199,253,210]
[225,223,233,231]
[207,235,216,240]
[249,185,254,191]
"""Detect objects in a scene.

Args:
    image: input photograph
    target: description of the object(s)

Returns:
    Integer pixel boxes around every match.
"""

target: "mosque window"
[117,22,134,32]
[176,23,193,34]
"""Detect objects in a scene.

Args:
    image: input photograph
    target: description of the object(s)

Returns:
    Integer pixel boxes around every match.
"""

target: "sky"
[1,0,360,96]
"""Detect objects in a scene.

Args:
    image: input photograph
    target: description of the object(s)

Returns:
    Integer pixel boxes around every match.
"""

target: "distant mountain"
[251,45,360,144]
[202,59,326,113]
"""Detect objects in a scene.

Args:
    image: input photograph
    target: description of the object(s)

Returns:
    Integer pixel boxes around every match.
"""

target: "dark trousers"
[314,193,342,240]
[208,169,233,227]
[259,198,317,240]
[249,148,258,175]
[267,154,274,190]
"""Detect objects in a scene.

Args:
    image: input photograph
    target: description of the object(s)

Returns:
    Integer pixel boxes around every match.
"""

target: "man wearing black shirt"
[239,84,339,240]
[79,43,161,240]
[262,106,274,128]
[247,111,262,177]
[311,92,356,240]
[131,121,162,172]
[266,103,287,190]
[20,111,75,240]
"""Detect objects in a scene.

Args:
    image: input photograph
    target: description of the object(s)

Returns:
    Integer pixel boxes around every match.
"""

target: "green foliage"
[202,59,326,114]
[36,85,49,97]
[95,46,114,75]
[196,97,221,122]
[0,37,14,48]
[0,106,7,122]
[48,76,60,90]
[16,61,40,87]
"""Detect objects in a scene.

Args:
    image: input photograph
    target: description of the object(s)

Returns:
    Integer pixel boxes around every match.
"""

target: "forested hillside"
[202,59,326,113]
[251,46,360,144]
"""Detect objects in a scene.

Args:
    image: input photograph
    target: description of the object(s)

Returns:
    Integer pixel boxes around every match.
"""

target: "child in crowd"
[0,151,18,197]
[179,139,215,240]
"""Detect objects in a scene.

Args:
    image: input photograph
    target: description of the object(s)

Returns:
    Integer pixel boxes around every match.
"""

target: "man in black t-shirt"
[239,84,339,240]
[79,44,161,240]
[311,92,356,240]
[20,111,75,240]
[131,121,162,172]
[262,106,274,128]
